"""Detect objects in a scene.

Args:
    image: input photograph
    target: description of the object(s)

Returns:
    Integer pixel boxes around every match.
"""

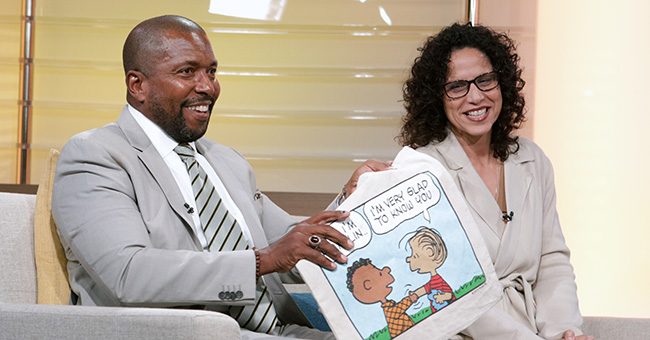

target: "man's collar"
[127,104,196,157]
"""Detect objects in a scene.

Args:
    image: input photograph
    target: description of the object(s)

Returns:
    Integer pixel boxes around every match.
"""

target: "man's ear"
[126,70,147,103]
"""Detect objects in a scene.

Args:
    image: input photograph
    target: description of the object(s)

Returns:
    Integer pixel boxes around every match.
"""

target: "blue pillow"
[290,293,331,332]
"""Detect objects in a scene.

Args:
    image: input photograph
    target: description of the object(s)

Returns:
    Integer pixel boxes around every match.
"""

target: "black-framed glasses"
[443,71,499,99]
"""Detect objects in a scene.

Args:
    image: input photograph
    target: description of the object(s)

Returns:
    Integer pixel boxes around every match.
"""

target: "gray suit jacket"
[52,108,309,326]
[417,133,583,339]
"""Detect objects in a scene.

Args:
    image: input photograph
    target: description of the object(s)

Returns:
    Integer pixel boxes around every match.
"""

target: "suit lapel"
[116,109,199,242]
[196,141,269,248]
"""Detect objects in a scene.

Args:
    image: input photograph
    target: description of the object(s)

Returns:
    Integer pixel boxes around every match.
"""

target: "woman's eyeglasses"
[443,71,499,99]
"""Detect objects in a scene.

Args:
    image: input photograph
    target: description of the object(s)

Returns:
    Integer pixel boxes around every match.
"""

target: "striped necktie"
[174,143,278,334]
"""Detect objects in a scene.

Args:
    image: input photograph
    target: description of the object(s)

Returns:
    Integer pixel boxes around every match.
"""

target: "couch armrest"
[0,303,240,340]
[582,316,650,340]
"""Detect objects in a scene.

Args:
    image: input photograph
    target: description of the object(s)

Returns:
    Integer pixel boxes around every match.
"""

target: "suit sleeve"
[52,134,257,307]
[533,154,583,338]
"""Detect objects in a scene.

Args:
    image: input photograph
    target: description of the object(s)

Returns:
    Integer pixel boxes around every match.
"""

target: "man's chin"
[176,128,207,143]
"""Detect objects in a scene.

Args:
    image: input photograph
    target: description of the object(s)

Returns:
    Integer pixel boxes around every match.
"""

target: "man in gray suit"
[52,15,356,339]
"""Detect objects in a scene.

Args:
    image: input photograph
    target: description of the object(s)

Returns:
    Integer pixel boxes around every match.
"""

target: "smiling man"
[52,15,353,339]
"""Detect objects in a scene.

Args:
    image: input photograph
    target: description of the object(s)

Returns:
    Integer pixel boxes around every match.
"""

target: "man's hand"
[258,210,353,275]
[562,330,594,340]
[343,160,392,198]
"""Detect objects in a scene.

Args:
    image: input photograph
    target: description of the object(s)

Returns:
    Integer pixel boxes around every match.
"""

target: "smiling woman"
[441,48,503,147]
[393,23,587,339]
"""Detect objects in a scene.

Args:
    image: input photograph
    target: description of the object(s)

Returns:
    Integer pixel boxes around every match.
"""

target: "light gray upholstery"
[582,316,650,339]
[0,192,37,304]
[0,192,240,340]
[0,303,240,340]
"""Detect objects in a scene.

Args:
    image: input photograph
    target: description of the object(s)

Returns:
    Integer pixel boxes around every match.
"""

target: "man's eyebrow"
[176,58,217,66]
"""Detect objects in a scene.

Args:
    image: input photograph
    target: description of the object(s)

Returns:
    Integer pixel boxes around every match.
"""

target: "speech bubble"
[363,172,441,234]
[330,211,371,256]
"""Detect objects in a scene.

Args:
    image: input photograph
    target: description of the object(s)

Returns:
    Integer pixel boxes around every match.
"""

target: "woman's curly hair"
[398,23,526,161]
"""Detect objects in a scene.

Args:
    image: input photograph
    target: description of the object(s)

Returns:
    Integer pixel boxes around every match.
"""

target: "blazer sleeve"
[532,153,583,338]
[52,134,257,307]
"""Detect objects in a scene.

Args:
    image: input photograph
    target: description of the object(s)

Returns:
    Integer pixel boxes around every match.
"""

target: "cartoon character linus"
[347,258,418,338]
[407,227,456,313]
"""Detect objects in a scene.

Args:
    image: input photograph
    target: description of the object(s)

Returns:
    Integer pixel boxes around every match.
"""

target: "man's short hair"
[122,15,205,75]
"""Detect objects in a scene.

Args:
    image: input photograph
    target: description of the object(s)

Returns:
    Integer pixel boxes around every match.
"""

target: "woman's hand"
[342,160,392,198]
[562,330,594,340]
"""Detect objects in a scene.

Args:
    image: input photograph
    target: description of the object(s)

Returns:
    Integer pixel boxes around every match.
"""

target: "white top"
[128,105,253,250]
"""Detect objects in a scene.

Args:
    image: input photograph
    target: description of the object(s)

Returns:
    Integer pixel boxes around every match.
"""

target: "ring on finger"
[308,235,322,249]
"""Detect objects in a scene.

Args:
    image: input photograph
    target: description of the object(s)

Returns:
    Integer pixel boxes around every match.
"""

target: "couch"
[0,147,241,340]
[0,150,647,339]
[0,191,241,340]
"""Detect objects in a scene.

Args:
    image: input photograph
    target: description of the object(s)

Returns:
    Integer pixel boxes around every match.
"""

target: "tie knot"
[174,143,195,161]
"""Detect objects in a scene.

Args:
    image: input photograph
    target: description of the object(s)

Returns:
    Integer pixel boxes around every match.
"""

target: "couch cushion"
[0,192,37,303]
[582,316,650,339]
[34,148,70,304]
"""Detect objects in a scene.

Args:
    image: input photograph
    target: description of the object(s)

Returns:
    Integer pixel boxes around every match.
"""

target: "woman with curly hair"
[402,23,588,340]
[343,23,591,340]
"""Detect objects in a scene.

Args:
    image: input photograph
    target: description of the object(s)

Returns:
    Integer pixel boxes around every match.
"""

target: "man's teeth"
[466,108,486,117]
[188,105,209,113]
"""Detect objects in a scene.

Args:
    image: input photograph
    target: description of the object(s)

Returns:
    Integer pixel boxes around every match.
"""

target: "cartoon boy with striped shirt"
[407,227,456,313]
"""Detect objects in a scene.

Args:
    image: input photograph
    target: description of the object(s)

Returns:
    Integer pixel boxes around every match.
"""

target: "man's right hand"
[257,210,352,275]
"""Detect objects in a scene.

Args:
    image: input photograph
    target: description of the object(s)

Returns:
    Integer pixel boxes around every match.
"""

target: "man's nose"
[194,72,216,95]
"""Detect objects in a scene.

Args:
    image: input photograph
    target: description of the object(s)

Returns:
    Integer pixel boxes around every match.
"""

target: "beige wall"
[536,1,650,318]
[478,0,538,139]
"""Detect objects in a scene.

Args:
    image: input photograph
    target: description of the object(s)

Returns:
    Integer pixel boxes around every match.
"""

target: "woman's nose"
[466,83,486,102]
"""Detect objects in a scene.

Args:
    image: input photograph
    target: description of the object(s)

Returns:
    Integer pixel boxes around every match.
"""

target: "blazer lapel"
[435,134,505,237]
[116,109,199,241]
[493,143,534,269]
[501,142,534,230]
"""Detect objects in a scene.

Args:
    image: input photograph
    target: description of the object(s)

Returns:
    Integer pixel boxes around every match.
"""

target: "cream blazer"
[417,133,583,340]
[52,108,309,326]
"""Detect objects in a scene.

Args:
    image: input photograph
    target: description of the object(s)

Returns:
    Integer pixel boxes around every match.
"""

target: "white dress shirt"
[128,105,254,249]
